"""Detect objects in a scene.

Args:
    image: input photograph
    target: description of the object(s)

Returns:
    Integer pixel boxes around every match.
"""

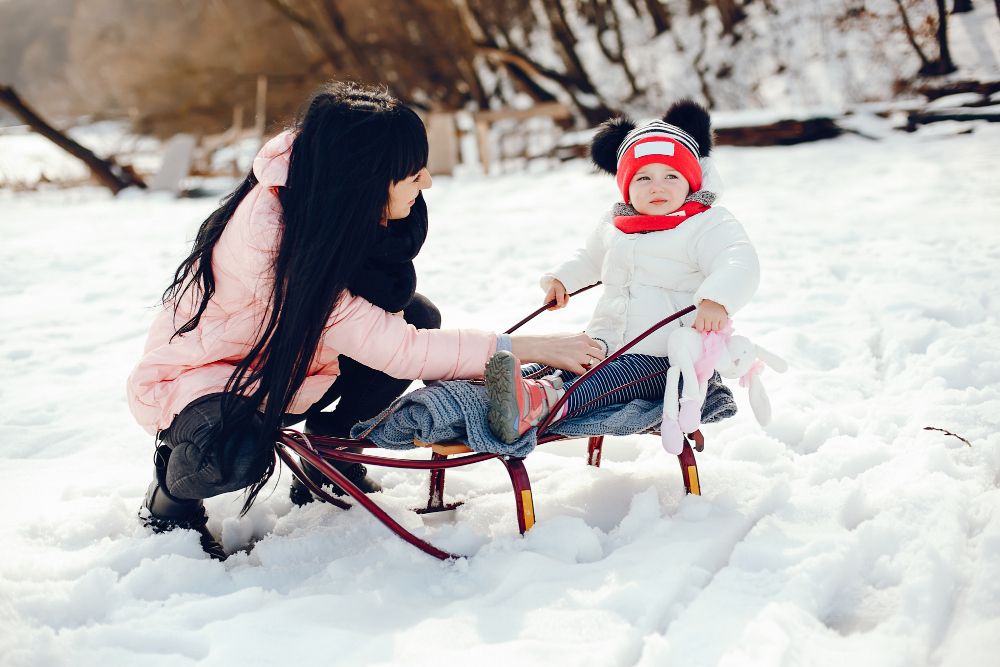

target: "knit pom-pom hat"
[590,100,713,204]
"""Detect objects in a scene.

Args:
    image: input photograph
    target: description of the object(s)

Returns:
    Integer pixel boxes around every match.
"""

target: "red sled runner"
[276,285,705,560]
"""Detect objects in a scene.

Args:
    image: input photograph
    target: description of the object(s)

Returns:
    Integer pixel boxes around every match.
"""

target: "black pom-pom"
[590,116,635,174]
[663,100,712,157]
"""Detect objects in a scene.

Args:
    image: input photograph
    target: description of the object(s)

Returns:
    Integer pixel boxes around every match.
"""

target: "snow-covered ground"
[1,119,998,666]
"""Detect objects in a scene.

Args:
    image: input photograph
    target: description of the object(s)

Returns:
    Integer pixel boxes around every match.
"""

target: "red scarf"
[613,200,710,234]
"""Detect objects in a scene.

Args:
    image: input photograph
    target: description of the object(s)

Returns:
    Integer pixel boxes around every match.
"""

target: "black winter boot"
[289,458,382,506]
[288,417,382,506]
[139,445,227,561]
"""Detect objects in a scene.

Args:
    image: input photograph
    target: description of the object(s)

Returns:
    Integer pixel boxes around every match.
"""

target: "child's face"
[627,163,691,215]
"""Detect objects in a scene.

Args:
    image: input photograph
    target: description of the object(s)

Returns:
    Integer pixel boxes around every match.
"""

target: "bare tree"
[713,0,748,37]
[263,0,494,111]
[691,11,717,108]
[894,0,956,76]
[578,0,641,99]
[894,0,935,72]
[463,0,616,124]
[929,0,958,74]
[643,0,673,34]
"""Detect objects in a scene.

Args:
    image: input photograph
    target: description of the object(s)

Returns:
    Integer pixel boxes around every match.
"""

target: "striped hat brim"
[616,121,700,163]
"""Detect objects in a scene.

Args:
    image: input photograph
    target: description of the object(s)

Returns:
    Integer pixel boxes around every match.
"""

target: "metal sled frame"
[275,285,705,560]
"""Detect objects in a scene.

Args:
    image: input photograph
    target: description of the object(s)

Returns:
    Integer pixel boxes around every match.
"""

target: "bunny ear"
[755,344,788,373]
[747,376,772,426]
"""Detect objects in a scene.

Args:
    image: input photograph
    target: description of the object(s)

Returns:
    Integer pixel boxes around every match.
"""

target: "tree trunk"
[317,0,385,85]
[586,0,640,98]
[264,0,344,70]
[411,0,490,108]
[0,85,145,194]
[495,56,561,104]
[465,0,615,125]
[539,0,616,124]
[894,0,933,71]
[542,0,597,94]
[264,0,384,86]
[952,0,973,12]
[643,0,672,34]
[924,0,958,75]
[691,13,716,108]
[713,0,747,36]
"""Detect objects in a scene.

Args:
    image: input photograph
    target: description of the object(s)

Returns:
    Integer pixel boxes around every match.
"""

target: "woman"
[127,82,601,559]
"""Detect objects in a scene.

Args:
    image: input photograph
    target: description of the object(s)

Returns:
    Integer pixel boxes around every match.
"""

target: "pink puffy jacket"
[127,131,496,435]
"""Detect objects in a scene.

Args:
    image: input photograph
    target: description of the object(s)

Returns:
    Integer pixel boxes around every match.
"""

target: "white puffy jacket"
[542,158,760,357]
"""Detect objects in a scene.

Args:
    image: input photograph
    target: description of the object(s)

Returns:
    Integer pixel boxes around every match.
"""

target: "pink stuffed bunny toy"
[661,322,787,454]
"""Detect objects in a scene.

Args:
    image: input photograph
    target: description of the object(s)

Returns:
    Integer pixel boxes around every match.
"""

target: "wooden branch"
[263,0,343,70]
[0,85,145,194]
[473,101,571,122]
[542,0,598,96]
[893,0,932,69]
[603,0,641,97]
[468,1,615,124]
[477,45,599,120]
[478,46,577,89]
[498,59,560,104]
[923,426,972,447]
[692,13,716,109]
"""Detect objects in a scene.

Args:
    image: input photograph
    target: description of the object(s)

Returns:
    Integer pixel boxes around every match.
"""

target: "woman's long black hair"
[161,82,429,513]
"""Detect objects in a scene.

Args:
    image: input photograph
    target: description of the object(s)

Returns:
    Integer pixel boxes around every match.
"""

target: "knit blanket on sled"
[351,374,737,458]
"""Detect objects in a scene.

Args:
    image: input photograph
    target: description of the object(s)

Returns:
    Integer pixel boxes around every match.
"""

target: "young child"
[485,100,760,444]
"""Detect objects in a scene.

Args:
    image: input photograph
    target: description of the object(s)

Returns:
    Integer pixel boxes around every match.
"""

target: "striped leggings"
[523,354,672,419]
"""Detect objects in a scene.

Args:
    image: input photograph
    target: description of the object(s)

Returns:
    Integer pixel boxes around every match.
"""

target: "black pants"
[158,294,441,501]
[299,293,441,437]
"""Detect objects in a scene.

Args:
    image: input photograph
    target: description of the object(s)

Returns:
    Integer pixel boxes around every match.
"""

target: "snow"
[2,118,999,666]
[0,122,163,187]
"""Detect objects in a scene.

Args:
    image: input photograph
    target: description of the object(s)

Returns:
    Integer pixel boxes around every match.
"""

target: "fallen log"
[906,107,1000,130]
[0,85,145,194]
[714,117,842,146]
[553,115,843,160]
[916,79,1000,100]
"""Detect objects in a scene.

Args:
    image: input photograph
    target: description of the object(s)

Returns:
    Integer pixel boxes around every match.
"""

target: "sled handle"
[536,304,696,433]
[504,283,602,334]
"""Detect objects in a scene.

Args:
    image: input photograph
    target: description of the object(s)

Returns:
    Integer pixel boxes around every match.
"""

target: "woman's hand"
[693,299,729,332]
[510,333,605,374]
[543,279,569,310]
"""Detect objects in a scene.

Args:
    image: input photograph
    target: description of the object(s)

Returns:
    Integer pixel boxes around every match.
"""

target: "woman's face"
[386,167,432,220]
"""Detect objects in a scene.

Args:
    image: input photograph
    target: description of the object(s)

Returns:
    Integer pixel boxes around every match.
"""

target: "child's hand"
[544,279,569,310]
[693,299,728,332]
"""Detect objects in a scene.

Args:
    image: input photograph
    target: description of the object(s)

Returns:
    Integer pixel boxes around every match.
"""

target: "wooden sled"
[276,286,705,560]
